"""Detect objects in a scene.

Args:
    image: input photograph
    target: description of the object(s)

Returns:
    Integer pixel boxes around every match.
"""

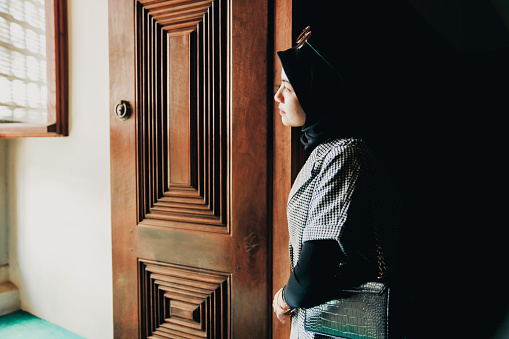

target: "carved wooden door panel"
[109,0,270,338]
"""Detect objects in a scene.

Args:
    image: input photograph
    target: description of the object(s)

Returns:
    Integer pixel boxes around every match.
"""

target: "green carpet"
[0,310,84,339]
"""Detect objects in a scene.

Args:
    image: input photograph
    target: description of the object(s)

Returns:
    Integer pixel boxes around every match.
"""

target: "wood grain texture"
[112,0,271,337]
[137,225,233,272]
[167,36,190,187]
[229,0,270,337]
[109,0,138,337]
[272,0,293,337]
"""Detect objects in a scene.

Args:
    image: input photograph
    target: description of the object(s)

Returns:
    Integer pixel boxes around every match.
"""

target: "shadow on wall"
[0,140,21,316]
[295,0,509,338]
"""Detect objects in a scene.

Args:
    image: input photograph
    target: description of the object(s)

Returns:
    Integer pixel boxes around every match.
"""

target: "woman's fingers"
[276,309,287,324]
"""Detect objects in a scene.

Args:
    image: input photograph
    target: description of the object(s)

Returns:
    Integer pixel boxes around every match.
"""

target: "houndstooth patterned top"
[287,137,400,339]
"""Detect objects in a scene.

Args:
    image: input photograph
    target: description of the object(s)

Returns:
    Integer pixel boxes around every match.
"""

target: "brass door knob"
[115,100,131,120]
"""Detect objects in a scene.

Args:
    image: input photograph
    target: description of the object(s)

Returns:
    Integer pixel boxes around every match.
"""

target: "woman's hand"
[272,287,294,324]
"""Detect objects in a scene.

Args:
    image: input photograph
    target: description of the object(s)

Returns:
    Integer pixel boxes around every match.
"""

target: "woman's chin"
[281,116,296,127]
[281,118,304,128]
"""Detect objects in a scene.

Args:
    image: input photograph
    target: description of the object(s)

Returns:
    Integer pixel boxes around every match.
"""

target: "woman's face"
[274,68,306,127]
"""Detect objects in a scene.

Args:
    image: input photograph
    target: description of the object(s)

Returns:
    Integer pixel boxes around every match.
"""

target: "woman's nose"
[274,86,283,103]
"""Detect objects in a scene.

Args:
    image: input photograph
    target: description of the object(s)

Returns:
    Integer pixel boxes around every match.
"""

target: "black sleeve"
[283,240,344,309]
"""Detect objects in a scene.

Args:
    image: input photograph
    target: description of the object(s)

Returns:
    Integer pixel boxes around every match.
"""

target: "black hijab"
[277,43,360,151]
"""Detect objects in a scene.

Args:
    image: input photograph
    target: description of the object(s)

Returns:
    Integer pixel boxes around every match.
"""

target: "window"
[0,0,67,138]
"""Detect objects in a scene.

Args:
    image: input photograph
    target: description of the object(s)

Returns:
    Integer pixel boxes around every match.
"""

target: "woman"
[272,31,400,338]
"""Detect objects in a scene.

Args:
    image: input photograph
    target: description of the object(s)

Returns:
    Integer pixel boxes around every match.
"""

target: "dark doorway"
[294,1,509,337]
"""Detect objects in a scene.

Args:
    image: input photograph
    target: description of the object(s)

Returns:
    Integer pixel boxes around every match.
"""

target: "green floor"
[0,310,84,339]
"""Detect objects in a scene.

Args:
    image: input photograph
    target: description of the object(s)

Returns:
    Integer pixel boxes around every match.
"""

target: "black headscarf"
[277,43,360,151]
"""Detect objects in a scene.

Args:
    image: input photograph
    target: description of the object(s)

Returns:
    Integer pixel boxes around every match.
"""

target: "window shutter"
[0,0,47,124]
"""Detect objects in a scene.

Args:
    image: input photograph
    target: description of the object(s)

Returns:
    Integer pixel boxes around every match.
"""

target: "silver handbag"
[304,281,389,339]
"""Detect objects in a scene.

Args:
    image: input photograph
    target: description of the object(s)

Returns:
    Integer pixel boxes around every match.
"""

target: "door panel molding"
[139,259,230,338]
[136,0,229,232]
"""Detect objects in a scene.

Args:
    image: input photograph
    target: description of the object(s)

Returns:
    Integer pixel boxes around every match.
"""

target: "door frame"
[109,0,137,337]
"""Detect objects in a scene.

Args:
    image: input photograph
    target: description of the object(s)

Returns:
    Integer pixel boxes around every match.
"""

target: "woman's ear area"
[281,67,289,83]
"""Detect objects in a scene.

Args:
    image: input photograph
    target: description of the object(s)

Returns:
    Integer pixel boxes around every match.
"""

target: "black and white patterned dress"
[287,137,400,339]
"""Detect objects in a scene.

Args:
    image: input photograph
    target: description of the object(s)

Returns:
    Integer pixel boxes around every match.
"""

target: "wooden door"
[109,0,270,338]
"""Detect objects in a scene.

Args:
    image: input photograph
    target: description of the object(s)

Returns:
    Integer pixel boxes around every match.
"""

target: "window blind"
[0,0,46,124]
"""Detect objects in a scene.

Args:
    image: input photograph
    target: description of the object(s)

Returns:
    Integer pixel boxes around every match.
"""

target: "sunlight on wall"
[6,0,112,338]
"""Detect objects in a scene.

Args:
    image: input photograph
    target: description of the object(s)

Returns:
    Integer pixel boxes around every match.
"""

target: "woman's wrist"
[273,286,295,323]
[276,287,291,311]
[280,287,289,308]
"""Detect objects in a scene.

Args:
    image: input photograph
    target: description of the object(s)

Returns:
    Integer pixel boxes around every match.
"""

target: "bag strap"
[373,213,387,280]
[353,142,387,281]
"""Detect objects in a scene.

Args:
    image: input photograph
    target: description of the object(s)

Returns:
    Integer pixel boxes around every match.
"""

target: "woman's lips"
[279,109,286,115]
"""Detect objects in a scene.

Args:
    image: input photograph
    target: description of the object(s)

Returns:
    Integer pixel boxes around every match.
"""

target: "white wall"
[7,0,112,338]
[0,140,7,280]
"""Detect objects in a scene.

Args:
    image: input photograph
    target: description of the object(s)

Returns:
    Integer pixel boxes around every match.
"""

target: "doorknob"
[115,100,131,121]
